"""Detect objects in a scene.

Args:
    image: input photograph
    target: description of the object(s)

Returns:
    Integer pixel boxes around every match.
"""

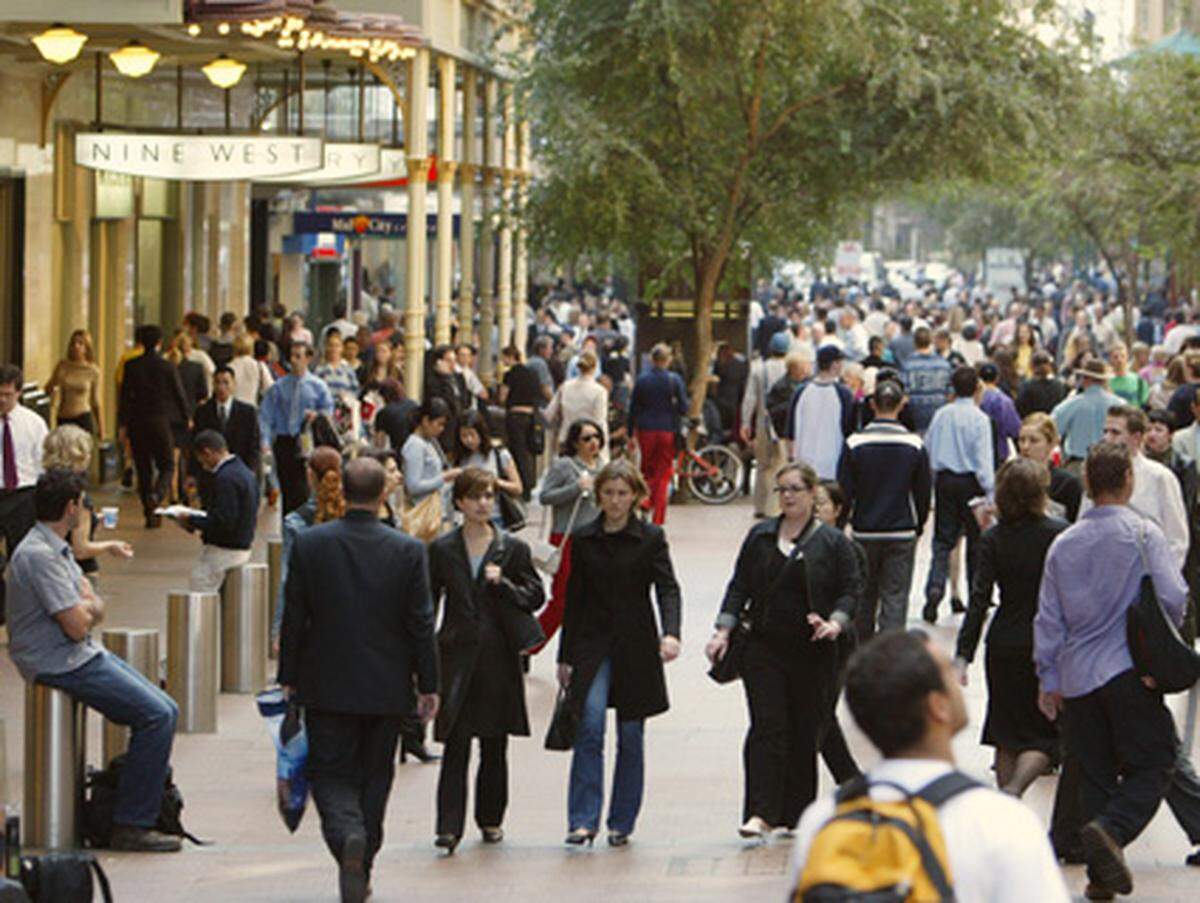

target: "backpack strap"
[916,771,981,808]
[90,857,114,903]
[834,773,871,804]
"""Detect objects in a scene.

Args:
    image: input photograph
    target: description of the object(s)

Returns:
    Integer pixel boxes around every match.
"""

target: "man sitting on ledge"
[6,468,181,852]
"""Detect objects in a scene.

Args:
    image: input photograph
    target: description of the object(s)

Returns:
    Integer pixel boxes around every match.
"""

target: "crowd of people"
[3,265,1200,900]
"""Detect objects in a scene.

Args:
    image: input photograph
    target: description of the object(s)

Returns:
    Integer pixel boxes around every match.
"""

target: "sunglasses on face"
[580,433,601,442]
[774,484,809,495]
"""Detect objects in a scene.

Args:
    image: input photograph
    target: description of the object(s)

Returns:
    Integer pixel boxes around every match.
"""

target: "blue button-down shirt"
[259,372,334,445]
[1035,505,1187,697]
[923,397,995,496]
[628,367,689,433]
[1051,384,1122,459]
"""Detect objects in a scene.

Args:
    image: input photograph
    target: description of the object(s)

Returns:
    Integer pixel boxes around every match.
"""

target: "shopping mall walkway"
[1,490,1196,901]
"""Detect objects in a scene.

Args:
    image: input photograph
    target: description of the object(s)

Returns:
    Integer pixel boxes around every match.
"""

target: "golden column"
[434,55,457,347]
[477,77,498,383]
[513,118,533,352]
[496,87,516,355]
[404,48,432,396]
[458,68,478,347]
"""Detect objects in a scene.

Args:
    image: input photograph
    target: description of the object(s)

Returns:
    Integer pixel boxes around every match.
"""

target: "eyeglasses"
[774,484,809,496]
[580,434,601,442]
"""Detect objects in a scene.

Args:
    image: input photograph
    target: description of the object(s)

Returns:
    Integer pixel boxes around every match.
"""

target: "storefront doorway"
[0,176,24,367]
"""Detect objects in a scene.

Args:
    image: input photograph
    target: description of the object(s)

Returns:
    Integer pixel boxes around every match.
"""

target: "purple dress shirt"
[1034,505,1187,698]
[979,387,1022,465]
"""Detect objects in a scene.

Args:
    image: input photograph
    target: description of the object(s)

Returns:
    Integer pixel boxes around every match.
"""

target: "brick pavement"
[1,488,1197,901]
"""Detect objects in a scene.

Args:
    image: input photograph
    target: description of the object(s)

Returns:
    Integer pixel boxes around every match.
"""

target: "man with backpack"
[789,631,1067,902]
[739,332,792,518]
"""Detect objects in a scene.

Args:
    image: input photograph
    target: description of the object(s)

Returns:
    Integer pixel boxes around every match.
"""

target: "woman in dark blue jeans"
[557,460,682,847]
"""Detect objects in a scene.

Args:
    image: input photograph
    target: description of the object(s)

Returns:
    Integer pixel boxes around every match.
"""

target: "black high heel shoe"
[565,828,596,847]
[481,827,504,844]
[607,831,630,847]
[400,737,440,764]
[434,834,460,855]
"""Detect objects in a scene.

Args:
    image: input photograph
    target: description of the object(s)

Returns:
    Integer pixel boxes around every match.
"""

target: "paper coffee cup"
[100,507,119,529]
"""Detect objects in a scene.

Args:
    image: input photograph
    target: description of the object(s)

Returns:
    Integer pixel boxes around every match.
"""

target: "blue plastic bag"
[256,688,309,833]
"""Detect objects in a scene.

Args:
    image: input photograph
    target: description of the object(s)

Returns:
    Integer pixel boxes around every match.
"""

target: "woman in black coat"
[954,458,1067,797]
[428,468,545,853]
[706,462,861,839]
[558,460,682,848]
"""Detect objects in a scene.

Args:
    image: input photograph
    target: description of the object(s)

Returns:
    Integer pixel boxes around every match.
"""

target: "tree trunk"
[688,258,722,424]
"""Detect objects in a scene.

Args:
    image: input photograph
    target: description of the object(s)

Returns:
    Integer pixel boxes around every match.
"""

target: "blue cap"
[768,331,791,355]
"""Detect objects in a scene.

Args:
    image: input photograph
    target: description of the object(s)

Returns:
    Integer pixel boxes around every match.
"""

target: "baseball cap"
[816,344,846,370]
[768,331,791,355]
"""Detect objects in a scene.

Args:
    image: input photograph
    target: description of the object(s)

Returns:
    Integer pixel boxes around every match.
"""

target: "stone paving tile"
[1,487,1197,900]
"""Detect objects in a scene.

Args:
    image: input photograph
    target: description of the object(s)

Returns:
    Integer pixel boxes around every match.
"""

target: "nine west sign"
[258,143,382,185]
[75,133,324,181]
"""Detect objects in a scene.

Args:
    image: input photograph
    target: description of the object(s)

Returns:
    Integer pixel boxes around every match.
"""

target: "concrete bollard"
[167,591,220,733]
[23,684,86,850]
[220,563,269,694]
[267,538,283,660]
[100,628,160,764]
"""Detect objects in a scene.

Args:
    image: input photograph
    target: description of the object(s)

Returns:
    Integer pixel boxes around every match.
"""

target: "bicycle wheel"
[686,444,743,504]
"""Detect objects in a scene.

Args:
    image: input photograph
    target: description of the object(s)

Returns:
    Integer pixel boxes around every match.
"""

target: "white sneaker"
[738,816,770,838]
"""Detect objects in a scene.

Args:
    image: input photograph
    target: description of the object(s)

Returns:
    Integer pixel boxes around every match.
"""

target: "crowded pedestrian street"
[0,489,1194,901]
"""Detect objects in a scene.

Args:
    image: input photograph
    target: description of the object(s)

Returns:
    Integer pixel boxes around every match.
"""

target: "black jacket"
[278,510,438,714]
[1015,376,1069,419]
[194,456,259,550]
[838,420,931,541]
[193,398,262,475]
[559,515,681,721]
[119,349,188,428]
[428,527,544,742]
[955,514,1068,663]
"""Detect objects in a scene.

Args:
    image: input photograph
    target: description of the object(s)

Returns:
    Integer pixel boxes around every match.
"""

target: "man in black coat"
[278,457,439,903]
[119,324,189,528]
[192,366,262,475]
[182,430,259,592]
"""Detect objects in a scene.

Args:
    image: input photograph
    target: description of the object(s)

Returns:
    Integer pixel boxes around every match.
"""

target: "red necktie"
[2,414,17,490]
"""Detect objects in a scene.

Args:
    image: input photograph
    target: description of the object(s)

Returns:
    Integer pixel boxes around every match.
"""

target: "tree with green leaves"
[517,0,1072,413]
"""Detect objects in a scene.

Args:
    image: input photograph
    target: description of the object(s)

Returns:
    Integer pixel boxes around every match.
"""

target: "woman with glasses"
[706,462,861,839]
[558,460,682,848]
[531,419,604,654]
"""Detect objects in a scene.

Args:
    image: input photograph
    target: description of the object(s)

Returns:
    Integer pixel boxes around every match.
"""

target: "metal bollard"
[23,684,86,849]
[100,629,160,764]
[0,716,7,806]
[167,591,220,733]
[267,538,283,660]
[220,563,269,694]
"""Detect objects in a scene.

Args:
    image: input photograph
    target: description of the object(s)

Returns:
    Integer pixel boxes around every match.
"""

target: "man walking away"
[900,327,951,436]
[1051,356,1121,476]
[628,343,689,525]
[182,430,259,593]
[7,469,180,851]
[0,363,47,624]
[279,457,439,902]
[789,631,1067,902]
[1035,442,1187,898]
[785,345,855,481]
[740,332,791,518]
[922,366,994,625]
[839,379,931,637]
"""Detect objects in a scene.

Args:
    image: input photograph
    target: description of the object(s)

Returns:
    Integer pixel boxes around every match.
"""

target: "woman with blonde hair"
[229,332,274,406]
[558,459,682,847]
[42,425,133,578]
[545,349,610,457]
[1017,412,1081,522]
[46,329,103,436]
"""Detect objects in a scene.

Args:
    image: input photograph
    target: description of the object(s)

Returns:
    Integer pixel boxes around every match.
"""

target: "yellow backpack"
[794,772,979,902]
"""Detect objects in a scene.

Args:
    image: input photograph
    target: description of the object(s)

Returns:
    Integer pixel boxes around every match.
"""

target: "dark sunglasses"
[580,433,602,442]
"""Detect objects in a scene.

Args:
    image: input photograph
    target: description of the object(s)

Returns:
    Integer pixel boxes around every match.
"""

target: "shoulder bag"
[494,447,527,532]
[531,463,586,575]
[489,534,546,655]
[1126,520,1200,694]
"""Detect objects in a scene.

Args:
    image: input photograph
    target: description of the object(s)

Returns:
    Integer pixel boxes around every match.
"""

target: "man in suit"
[193,366,262,477]
[278,457,438,903]
[119,325,189,528]
[182,430,259,593]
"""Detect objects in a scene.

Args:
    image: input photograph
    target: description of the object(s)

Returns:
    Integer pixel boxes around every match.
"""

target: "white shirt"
[228,355,273,407]
[1079,452,1189,568]
[545,374,610,455]
[187,348,216,395]
[789,759,1068,903]
[742,357,788,437]
[2,404,49,490]
[790,379,845,481]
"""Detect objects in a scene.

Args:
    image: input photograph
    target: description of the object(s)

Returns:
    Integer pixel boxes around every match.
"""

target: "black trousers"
[58,411,95,434]
[273,436,309,515]
[819,717,860,785]
[1061,669,1176,847]
[0,486,36,624]
[923,472,983,609]
[504,411,536,502]
[435,729,509,837]
[129,419,174,517]
[740,634,827,828]
[305,709,404,877]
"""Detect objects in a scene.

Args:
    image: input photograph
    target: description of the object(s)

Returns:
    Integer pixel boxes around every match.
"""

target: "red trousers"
[637,430,676,525]
[533,532,570,655]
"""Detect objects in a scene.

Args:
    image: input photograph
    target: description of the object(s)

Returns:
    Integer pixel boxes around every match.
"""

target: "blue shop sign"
[292,212,459,238]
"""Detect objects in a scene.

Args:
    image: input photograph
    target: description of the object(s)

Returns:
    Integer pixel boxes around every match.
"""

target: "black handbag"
[486,535,545,655]
[1126,522,1200,694]
[527,412,546,456]
[19,853,111,903]
[544,688,578,751]
[707,621,749,684]
[494,448,527,531]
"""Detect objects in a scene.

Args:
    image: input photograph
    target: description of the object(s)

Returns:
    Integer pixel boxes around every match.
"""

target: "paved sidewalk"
[1,488,1197,901]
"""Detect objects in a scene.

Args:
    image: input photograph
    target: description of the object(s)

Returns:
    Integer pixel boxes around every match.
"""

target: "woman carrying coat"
[558,460,682,848]
[429,468,545,853]
[706,462,861,839]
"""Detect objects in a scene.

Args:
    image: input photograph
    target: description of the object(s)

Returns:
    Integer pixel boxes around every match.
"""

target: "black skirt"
[981,645,1058,757]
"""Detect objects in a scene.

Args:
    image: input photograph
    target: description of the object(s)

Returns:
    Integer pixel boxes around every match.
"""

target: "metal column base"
[100,628,161,764]
[167,591,220,733]
[23,684,86,850]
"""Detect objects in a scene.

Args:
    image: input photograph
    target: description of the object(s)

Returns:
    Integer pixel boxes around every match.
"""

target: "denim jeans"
[38,650,178,828]
[568,659,645,834]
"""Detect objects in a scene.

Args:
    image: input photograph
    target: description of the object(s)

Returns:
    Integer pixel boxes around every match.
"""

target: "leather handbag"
[401,491,444,544]
[19,852,112,903]
[707,620,749,684]
[490,537,546,655]
[1126,521,1200,694]
[493,448,527,532]
[531,491,584,576]
[544,688,578,751]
